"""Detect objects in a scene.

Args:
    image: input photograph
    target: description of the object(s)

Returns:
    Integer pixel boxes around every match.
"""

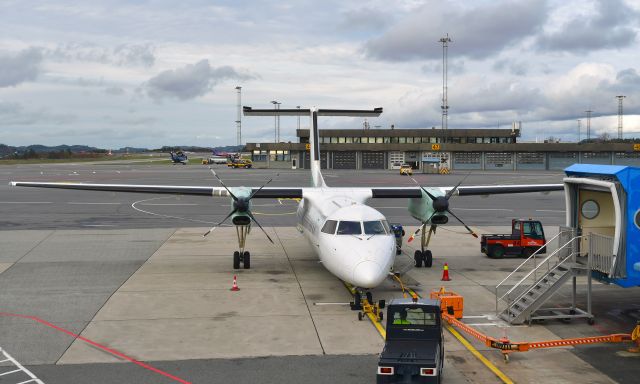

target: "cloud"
[0,48,43,87]
[46,42,156,67]
[537,0,638,52]
[492,59,530,76]
[364,0,548,61]
[338,7,391,32]
[0,101,76,125]
[143,59,253,101]
[104,86,125,95]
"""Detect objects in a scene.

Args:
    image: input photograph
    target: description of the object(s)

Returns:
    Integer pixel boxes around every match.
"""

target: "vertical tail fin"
[309,108,326,187]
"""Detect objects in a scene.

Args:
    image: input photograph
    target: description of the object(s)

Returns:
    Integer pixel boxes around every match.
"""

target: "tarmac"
[1,164,638,383]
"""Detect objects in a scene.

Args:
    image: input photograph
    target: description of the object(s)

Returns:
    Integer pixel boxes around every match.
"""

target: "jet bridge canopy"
[564,164,640,287]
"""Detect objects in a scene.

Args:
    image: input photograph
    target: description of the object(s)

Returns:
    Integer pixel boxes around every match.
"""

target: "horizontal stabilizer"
[243,107,382,117]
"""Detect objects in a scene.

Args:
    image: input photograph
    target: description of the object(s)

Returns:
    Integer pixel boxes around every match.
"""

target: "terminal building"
[245,127,640,171]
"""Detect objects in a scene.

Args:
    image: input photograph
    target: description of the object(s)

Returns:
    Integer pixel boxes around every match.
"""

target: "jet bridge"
[564,164,640,287]
[496,164,639,325]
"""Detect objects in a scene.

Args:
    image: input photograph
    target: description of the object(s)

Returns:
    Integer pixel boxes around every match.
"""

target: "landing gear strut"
[233,225,252,269]
[350,288,384,321]
[414,223,434,268]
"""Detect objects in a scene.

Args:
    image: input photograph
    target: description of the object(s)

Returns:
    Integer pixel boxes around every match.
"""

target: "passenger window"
[364,221,386,235]
[337,221,362,235]
[321,220,338,234]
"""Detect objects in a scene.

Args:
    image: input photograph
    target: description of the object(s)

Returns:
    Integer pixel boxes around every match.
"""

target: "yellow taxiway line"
[403,286,514,384]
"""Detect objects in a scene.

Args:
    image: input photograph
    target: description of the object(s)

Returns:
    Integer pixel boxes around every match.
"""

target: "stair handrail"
[503,249,584,319]
[494,229,573,313]
[496,235,582,314]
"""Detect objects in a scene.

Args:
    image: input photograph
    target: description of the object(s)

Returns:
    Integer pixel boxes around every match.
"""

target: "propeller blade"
[209,168,238,201]
[408,175,438,201]
[445,172,472,200]
[446,209,478,238]
[246,211,275,244]
[249,173,279,200]
[203,209,237,237]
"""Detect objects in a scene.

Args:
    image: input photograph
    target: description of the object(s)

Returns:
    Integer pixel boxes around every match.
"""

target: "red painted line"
[0,312,192,384]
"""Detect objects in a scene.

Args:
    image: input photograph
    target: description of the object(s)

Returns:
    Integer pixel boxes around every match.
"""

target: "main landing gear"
[233,225,251,269]
[414,223,434,268]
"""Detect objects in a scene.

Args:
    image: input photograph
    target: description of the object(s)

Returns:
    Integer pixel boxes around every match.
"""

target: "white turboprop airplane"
[11,106,564,304]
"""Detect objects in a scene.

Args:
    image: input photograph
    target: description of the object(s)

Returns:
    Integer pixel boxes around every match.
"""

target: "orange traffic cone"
[230,275,240,291]
[441,263,451,281]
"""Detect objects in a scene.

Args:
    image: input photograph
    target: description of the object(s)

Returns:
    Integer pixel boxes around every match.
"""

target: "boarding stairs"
[0,347,44,384]
[495,227,617,325]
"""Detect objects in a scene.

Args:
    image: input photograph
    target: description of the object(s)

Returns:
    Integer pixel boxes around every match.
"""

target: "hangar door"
[362,152,385,169]
[303,152,328,169]
[332,151,357,169]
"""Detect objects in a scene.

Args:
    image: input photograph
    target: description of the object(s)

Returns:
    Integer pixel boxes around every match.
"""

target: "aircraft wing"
[10,182,304,198]
[369,184,564,198]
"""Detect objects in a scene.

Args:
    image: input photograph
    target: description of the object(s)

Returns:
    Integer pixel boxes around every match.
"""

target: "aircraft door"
[578,189,616,258]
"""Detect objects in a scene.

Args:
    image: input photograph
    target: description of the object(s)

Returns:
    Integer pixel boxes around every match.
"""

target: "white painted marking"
[0,201,53,204]
[452,208,513,212]
[139,203,198,206]
[0,347,44,384]
[67,202,121,205]
[82,224,117,227]
[313,302,351,306]
[462,315,491,319]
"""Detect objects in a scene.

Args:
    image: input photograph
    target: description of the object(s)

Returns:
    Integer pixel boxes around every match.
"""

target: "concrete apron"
[56,226,615,384]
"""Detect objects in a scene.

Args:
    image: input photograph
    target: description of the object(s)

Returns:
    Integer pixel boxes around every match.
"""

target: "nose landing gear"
[350,289,385,321]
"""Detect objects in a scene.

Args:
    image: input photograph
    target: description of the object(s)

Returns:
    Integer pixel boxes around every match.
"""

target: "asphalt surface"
[4,164,637,384]
[0,163,566,230]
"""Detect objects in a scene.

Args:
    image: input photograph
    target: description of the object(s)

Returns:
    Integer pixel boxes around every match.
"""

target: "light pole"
[271,100,280,142]
[296,105,301,131]
[235,86,242,146]
[577,119,581,143]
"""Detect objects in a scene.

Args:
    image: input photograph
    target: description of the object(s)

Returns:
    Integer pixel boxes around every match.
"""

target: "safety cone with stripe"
[441,263,451,281]
[230,275,240,291]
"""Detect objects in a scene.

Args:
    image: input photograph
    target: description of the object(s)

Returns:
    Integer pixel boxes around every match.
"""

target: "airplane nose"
[353,260,385,288]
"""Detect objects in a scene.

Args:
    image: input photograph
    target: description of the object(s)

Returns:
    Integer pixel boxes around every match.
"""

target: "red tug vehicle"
[481,219,546,259]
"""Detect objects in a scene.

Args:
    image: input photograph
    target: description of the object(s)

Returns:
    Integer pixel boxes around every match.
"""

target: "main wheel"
[423,250,433,268]
[522,248,534,259]
[366,291,373,304]
[233,251,241,269]
[243,251,251,269]
[414,250,424,268]
[491,245,505,259]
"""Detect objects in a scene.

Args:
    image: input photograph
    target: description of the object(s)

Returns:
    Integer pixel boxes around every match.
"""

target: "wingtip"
[9,181,17,187]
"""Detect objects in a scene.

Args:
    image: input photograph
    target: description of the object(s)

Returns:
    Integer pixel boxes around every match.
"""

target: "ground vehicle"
[227,159,253,168]
[377,298,444,383]
[400,164,413,175]
[481,219,546,258]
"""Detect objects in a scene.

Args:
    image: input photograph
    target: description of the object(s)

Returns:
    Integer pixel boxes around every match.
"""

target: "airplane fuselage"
[296,188,396,289]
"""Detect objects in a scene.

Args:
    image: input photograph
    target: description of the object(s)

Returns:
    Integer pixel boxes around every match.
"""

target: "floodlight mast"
[235,86,242,145]
[616,95,625,140]
[439,34,452,130]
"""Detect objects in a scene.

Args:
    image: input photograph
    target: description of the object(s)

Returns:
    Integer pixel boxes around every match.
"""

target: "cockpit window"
[364,220,387,235]
[321,220,338,234]
[381,220,390,234]
[337,221,362,235]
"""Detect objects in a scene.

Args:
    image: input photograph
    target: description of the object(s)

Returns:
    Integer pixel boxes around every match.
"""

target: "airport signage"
[634,144,640,151]
[306,143,311,151]
[431,144,441,151]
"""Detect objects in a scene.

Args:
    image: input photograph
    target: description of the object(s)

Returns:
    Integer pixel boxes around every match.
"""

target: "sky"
[1,0,640,148]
